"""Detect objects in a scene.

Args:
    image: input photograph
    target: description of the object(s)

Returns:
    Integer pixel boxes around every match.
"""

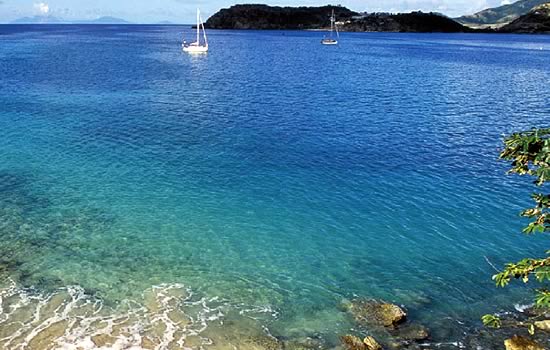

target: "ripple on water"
[1,27,550,349]
[0,280,288,350]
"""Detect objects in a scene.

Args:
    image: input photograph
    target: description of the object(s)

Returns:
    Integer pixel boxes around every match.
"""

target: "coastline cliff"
[204,3,550,33]
[204,4,358,30]
[499,3,550,33]
[341,12,470,32]
[204,4,470,32]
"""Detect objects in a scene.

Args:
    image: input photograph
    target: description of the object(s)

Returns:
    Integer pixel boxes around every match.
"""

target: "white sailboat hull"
[182,44,208,53]
[183,9,209,54]
[322,10,339,45]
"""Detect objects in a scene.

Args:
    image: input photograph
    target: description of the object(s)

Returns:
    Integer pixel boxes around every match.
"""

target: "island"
[340,12,469,32]
[10,16,131,24]
[204,5,470,32]
[204,5,358,30]
[204,2,550,33]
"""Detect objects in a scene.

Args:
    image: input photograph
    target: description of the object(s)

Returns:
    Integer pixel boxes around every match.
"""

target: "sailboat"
[183,8,208,53]
[321,10,339,45]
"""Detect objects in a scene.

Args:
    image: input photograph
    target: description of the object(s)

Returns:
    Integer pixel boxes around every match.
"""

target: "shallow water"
[0,25,550,349]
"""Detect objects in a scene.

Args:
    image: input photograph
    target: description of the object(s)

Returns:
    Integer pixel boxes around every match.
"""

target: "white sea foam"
[0,281,276,350]
[514,303,534,313]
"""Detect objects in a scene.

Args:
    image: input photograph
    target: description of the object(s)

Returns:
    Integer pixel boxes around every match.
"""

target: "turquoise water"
[1,25,550,348]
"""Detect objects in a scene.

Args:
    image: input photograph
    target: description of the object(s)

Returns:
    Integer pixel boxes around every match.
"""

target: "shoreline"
[0,277,546,350]
[2,23,549,35]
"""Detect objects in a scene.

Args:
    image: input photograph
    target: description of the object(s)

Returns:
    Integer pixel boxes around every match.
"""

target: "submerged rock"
[363,336,383,350]
[341,335,367,350]
[283,336,324,350]
[504,335,545,350]
[524,306,550,319]
[535,320,550,331]
[92,333,116,347]
[340,334,383,350]
[390,290,431,309]
[348,299,407,327]
[252,335,283,350]
[393,323,430,341]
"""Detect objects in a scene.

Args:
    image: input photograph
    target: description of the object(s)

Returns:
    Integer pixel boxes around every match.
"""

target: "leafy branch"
[483,128,550,330]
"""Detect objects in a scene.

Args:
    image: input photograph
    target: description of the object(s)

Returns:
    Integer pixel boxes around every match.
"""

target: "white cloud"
[500,0,512,4]
[34,2,49,15]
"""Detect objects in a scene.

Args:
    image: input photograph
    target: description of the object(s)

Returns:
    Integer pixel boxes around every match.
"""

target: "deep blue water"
[0,24,550,348]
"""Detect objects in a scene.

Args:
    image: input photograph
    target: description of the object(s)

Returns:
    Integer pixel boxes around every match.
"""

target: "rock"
[349,299,407,327]
[341,335,366,350]
[91,333,116,347]
[363,336,383,350]
[524,306,550,319]
[393,323,430,341]
[283,336,324,350]
[28,320,69,349]
[535,320,550,331]
[247,335,283,350]
[504,335,545,350]
[140,336,156,349]
[339,298,353,312]
[390,290,431,309]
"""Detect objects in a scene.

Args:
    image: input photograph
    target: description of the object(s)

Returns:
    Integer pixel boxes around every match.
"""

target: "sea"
[0,24,549,349]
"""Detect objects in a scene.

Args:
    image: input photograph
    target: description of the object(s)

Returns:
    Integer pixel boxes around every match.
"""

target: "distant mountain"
[205,4,358,30]
[455,0,548,28]
[11,15,130,24]
[73,16,130,24]
[11,15,64,24]
[499,2,550,32]
[156,20,175,25]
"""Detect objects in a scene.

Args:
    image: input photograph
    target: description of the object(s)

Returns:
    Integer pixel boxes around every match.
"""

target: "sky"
[0,0,514,23]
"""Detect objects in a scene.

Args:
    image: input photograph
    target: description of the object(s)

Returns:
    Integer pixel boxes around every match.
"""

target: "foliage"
[483,128,550,329]
[482,314,502,328]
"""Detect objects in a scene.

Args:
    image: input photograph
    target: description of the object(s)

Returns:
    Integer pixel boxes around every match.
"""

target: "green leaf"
[493,272,510,288]
[529,323,535,335]
[535,290,550,308]
[535,267,550,282]
[482,314,501,328]
[485,128,550,330]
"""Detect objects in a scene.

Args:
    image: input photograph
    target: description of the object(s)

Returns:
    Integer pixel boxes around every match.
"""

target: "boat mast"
[334,10,339,39]
[201,19,208,46]
[329,9,336,38]
[330,9,335,37]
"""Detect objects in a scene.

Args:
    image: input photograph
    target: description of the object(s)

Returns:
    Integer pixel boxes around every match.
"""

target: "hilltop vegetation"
[205,5,470,32]
[342,12,469,32]
[205,4,357,30]
[455,0,548,28]
[500,3,550,33]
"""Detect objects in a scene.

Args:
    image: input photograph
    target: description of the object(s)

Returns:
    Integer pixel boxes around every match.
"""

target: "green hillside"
[456,0,547,27]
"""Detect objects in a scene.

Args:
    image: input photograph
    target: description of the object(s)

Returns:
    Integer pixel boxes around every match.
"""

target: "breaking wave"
[0,279,279,350]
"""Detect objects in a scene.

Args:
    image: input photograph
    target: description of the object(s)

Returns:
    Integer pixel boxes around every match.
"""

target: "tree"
[483,128,550,331]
